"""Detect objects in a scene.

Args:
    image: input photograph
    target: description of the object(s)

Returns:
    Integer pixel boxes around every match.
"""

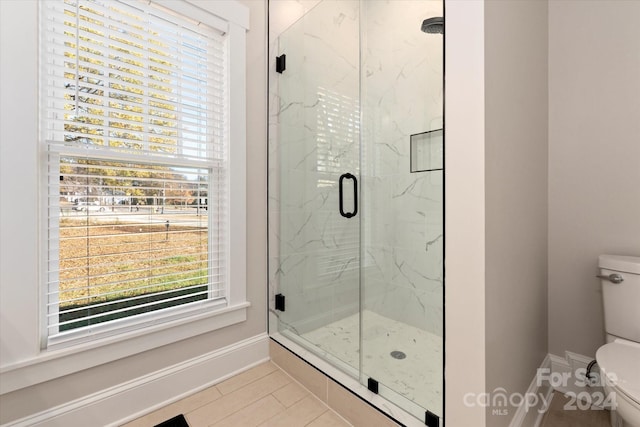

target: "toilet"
[595,255,640,427]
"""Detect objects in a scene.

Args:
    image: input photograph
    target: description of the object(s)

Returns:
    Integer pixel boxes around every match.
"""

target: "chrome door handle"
[596,273,624,284]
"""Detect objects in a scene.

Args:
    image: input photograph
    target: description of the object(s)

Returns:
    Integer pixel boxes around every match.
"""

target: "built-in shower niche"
[411,129,444,173]
[268,0,443,424]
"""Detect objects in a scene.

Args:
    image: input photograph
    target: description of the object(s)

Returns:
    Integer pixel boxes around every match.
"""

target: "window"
[40,0,246,347]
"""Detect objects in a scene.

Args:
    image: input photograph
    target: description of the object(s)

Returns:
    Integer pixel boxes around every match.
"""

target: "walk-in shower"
[268,0,444,424]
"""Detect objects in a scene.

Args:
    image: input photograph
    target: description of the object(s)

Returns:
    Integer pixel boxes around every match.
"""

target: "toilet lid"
[596,342,640,405]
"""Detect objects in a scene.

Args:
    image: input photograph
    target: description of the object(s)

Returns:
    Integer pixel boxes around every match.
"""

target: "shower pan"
[268,0,444,424]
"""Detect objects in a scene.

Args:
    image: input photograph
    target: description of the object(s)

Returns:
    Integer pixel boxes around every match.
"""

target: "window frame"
[39,0,248,351]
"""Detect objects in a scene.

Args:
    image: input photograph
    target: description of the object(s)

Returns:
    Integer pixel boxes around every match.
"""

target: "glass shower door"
[270,0,444,422]
[359,0,444,421]
[274,0,362,376]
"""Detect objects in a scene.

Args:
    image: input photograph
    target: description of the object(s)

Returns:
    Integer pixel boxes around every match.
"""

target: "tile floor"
[269,340,401,427]
[122,362,352,427]
[539,392,611,427]
[123,360,612,427]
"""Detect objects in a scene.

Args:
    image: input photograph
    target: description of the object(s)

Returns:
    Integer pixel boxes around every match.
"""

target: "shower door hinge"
[276,54,286,73]
[425,410,439,427]
[275,293,285,311]
[367,378,379,394]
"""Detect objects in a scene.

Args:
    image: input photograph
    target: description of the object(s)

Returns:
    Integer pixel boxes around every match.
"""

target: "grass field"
[57,216,212,330]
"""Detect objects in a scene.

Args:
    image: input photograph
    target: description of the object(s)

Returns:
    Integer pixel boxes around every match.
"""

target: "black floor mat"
[154,414,189,427]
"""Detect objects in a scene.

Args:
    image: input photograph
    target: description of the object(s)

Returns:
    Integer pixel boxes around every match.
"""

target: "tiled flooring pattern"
[540,392,611,427]
[123,357,612,427]
[122,362,352,427]
[301,310,443,415]
[269,340,401,427]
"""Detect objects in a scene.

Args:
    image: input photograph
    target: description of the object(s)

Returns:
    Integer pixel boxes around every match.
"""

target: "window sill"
[0,301,250,395]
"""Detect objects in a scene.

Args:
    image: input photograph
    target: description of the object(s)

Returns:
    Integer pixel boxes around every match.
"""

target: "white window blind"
[41,0,229,342]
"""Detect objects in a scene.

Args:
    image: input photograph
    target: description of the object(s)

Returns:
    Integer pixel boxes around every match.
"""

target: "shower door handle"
[339,173,358,218]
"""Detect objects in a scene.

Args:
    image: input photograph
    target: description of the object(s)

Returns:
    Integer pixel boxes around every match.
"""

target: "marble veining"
[268,0,444,419]
[359,0,444,339]
[301,310,443,417]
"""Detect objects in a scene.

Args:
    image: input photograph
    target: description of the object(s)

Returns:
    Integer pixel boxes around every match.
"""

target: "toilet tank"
[599,255,640,343]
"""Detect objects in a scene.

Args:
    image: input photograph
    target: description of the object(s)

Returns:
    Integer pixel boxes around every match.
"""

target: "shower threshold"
[275,310,442,425]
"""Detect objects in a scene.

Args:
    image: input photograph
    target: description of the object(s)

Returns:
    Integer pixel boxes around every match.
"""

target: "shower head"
[421,17,444,34]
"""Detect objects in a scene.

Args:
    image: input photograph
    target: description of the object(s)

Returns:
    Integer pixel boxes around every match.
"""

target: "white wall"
[0,0,267,423]
[444,1,487,425]
[0,0,40,371]
[484,1,549,426]
[548,0,640,357]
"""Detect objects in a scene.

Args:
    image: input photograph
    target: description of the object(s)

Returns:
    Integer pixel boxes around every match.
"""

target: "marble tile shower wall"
[269,0,361,333]
[361,1,443,336]
[269,0,443,337]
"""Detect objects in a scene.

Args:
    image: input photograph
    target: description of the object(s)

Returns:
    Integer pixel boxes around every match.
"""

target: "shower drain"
[390,351,406,360]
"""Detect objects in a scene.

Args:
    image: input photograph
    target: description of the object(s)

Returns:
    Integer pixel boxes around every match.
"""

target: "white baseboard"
[508,354,554,427]
[3,333,269,427]
[491,352,602,427]
[548,351,605,407]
